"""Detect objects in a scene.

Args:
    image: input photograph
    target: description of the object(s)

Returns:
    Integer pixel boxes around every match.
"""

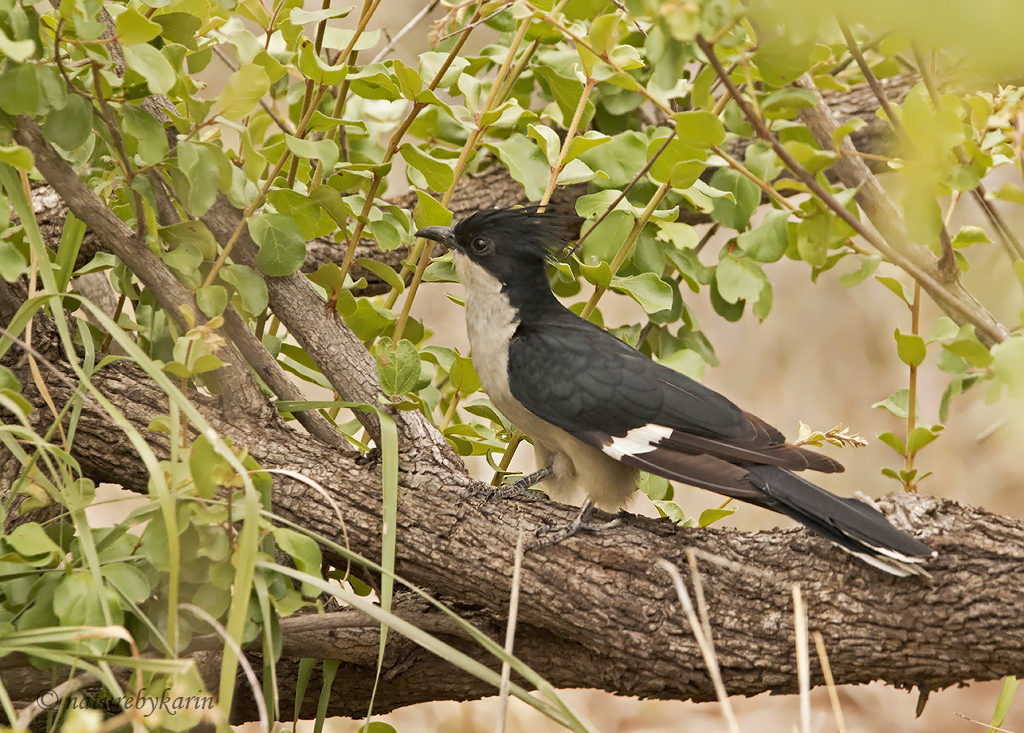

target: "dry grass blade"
[793,584,810,733]
[657,558,740,733]
[956,712,1020,733]
[813,631,846,733]
[181,603,266,732]
[496,530,526,733]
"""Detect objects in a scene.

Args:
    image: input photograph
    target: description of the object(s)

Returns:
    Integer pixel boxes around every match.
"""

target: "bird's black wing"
[506,316,841,475]
[507,316,934,575]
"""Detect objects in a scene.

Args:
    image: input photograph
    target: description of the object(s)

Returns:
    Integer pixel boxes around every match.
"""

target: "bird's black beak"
[415,225,456,251]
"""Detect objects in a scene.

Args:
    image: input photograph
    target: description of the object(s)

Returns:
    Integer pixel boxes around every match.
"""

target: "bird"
[416,206,935,576]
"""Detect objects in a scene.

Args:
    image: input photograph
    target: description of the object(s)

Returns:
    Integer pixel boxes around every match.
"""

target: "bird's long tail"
[744,465,935,577]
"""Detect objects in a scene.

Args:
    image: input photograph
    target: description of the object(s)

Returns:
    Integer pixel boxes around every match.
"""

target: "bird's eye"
[470,236,494,255]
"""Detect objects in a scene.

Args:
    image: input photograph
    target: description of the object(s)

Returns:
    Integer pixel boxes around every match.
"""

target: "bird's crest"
[453,206,582,262]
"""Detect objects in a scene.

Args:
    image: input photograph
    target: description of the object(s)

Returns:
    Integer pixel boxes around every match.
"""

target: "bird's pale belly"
[455,253,637,509]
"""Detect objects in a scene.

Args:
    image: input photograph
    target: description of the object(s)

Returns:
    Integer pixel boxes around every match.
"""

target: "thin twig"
[372,0,441,62]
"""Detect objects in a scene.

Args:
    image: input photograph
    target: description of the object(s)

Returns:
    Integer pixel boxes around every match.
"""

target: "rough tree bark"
[3,69,1023,726]
[1,305,1022,723]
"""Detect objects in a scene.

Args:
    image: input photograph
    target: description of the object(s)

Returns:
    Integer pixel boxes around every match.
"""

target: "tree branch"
[11,116,270,419]
[793,74,1011,345]
[3,319,1022,722]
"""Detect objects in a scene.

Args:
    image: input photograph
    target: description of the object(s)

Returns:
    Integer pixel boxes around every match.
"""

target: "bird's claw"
[458,480,547,502]
[528,501,623,550]
[457,465,553,502]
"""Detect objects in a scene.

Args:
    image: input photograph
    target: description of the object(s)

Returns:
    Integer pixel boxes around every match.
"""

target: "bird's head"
[416,207,581,288]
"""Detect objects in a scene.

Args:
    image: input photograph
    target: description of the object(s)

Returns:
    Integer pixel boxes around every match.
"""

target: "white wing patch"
[603,424,674,460]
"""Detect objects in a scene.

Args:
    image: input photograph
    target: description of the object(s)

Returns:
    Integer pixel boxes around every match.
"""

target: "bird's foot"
[530,499,622,549]
[458,465,553,502]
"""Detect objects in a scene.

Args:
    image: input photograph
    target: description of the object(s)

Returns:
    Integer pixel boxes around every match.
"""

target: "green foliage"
[2,0,1024,724]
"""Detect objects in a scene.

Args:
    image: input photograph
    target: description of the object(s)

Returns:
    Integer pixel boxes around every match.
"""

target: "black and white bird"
[416,207,934,576]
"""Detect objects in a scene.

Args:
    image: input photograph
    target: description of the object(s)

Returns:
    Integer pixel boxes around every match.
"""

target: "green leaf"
[610,272,673,313]
[267,189,336,240]
[902,179,942,245]
[285,134,339,171]
[875,275,910,304]
[588,13,621,55]
[485,134,549,201]
[355,257,404,294]
[154,12,202,49]
[761,87,818,118]
[161,241,202,274]
[54,572,121,628]
[638,472,673,501]
[671,110,726,146]
[297,40,348,84]
[115,7,162,45]
[877,431,906,455]
[196,285,228,318]
[565,131,610,163]
[418,51,469,89]
[991,676,1019,730]
[400,143,455,192]
[655,221,699,250]
[951,225,990,248]
[4,523,63,566]
[579,260,612,288]
[123,43,176,94]
[577,130,648,189]
[736,210,789,262]
[872,388,911,419]
[160,220,218,260]
[709,168,760,230]
[698,506,736,527]
[321,27,380,52]
[944,335,993,367]
[527,123,561,166]
[176,141,219,217]
[894,329,926,367]
[218,63,271,121]
[832,117,867,148]
[646,135,706,185]
[413,190,452,229]
[43,94,94,151]
[0,145,33,170]
[709,278,745,321]
[375,337,420,397]
[991,335,1024,398]
[104,562,152,603]
[0,27,36,62]
[0,240,28,281]
[839,254,882,287]
[927,316,959,343]
[782,140,837,174]
[273,527,323,597]
[715,253,764,304]
[907,425,942,454]
[449,355,481,394]
[288,5,352,23]
[0,64,64,116]
[120,104,168,164]
[248,213,307,276]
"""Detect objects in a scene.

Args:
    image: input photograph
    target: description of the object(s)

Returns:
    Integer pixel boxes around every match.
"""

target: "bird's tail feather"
[744,465,935,577]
